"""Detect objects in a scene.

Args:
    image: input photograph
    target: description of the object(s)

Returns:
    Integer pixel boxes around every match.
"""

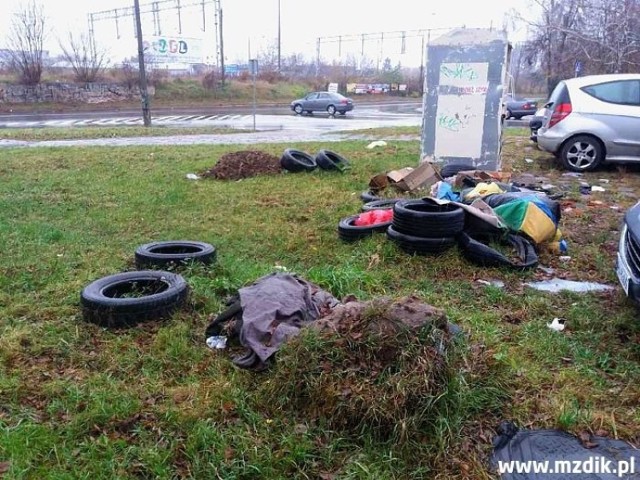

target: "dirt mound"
[202,150,282,180]
[258,296,458,441]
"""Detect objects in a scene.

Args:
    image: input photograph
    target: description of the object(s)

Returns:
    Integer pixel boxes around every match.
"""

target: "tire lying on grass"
[81,271,188,328]
[360,191,381,203]
[280,149,317,172]
[315,150,351,172]
[338,214,391,242]
[361,198,402,212]
[393,199,465,238]
[387,225,456,255]
[457,233,538,270]
[135,240,216,269]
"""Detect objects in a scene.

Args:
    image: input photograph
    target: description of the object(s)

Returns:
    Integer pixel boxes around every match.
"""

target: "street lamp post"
[277,0,281,73]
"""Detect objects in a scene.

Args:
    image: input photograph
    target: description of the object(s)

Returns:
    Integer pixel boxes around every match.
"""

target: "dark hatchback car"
[616,202,640,303]
[290,92,354,116]
[503,95,538,119]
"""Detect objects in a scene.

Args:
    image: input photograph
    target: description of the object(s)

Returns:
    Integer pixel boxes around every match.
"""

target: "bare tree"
[59,32,109,83]
[519,0,640,94]
[6,0,47,85]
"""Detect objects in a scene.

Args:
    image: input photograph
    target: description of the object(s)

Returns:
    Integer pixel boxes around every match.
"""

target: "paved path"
[0,129,421,149]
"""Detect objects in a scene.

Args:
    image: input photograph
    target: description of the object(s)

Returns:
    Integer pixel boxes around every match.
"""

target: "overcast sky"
[0,0,531,67]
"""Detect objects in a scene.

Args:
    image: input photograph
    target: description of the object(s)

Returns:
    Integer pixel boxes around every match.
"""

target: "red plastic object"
[354,209,393,226]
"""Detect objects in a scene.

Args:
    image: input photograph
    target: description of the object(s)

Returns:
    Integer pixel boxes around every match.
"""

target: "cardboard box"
[388,162,441,192]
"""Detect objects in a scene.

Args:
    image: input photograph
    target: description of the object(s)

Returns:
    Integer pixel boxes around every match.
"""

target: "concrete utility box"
[420,28,509,170]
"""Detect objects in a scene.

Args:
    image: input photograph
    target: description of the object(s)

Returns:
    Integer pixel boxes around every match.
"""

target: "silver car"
[290,92,354,116]
[537,74,640,172]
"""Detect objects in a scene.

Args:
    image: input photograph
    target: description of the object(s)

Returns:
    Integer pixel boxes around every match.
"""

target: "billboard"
[142,36,203,64]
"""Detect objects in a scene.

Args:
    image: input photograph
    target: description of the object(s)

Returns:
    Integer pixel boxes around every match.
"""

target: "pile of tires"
[387,199,464,255]
[280,149,352,174]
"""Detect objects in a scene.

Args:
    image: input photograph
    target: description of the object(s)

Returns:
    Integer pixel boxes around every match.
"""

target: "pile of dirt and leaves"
[202,150,282,180]
[258,296,461,441]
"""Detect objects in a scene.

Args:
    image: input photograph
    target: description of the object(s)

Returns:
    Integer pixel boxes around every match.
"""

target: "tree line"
[2,0,638,92]
[513,0,639,94]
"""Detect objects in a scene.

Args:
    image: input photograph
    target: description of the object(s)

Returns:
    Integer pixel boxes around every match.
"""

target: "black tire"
[339,111,346,116]
[81,271,188,328]
[361,198,401,212]
[280,149,317,173]
[135,240,216,269]
[504,109,512,120]
[327,105,337,116]
[560,135,604,172]
[315,150,351,172]
[338,215,391,242]
[439,162,474,178]
[293,104,303,115]
[387,226,455,255]
[457,233,538,270]
[360,191,381,203]
[393,199,465,237]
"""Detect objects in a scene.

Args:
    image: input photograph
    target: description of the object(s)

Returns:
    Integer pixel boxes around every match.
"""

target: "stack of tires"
[387,199,465,255]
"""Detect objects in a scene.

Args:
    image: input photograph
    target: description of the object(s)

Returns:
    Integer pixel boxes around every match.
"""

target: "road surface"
[0,100,530,131]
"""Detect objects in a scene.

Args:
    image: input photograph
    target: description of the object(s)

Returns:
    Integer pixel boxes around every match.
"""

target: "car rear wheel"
[293,104,303,115]
[327,105,336,116]
[560,135,604,172]
[339,111,346,116]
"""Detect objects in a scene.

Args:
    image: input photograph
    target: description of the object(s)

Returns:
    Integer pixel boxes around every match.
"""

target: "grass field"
[1,134,639,479]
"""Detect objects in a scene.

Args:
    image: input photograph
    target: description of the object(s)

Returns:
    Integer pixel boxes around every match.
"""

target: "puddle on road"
[525,278,615,293]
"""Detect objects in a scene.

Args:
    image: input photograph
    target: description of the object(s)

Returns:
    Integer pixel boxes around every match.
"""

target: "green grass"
[1,136,640,479]
[0,126,245,142]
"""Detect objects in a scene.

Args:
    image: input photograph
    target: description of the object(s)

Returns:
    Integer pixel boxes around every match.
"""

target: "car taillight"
[548,102,572,128]
[341,99,348,104]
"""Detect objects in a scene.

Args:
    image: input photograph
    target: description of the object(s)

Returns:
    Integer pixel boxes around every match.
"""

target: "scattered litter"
[610,205,620,210]
[563,207,573,214]
[524,158,533,164]
[476,279,505,288]
[579,185,591,195]
[366,140,388,149]
[525,278,614,293]
[547,317,566,332]
[201,150,282,180]
[598,178,610,184]
[562,172,582,177]
[559,256,572,262]
[186,173,200,180]
[540,183,555,190]
[274,265,288,271]
[591,185,606,192]
[206,335,228,349]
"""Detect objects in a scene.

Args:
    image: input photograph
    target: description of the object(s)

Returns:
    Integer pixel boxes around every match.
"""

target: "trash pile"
[257,295,459,440]
[338,162,568,270]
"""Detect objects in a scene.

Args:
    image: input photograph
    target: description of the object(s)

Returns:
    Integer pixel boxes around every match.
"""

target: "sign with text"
[142,36,203,64]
